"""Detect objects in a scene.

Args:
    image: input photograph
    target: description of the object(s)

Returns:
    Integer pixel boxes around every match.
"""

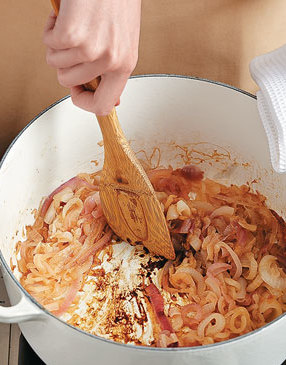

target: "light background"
[1,0,286,157]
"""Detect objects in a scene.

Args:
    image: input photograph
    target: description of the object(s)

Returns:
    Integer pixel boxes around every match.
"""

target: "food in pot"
[15,165,286,347]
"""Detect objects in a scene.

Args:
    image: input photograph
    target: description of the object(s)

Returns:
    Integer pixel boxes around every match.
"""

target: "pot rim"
[1,74,283,353]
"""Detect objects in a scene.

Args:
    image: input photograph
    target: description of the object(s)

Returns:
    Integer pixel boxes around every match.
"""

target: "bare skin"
[44,0,142,115]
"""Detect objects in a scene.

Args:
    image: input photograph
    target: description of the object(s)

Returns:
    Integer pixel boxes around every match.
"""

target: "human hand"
[44,0,141,115]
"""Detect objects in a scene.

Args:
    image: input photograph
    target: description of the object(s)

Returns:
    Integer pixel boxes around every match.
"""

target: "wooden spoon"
[50,0,175,259]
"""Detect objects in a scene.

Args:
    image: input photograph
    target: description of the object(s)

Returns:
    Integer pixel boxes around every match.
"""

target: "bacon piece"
[173,165,204,181]
[145,283,173,332]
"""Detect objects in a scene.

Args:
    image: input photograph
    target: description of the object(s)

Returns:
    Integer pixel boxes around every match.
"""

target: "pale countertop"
[0,272,20,365]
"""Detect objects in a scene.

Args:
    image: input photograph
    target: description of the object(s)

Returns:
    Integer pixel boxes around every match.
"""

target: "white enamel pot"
[0,75,286,365]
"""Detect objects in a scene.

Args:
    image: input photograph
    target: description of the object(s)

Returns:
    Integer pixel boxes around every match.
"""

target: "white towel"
[250,44,286,173]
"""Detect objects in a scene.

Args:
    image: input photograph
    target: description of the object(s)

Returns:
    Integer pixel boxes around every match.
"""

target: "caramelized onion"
[217,242,242,280]
[166,204,179,221]
[175,267,206,294]
[177,200,191,217]
[238,219,257,232]
[207,263,231,277]
[259,255,286,290]
[16,165,286,347]
[169,307,183,331]
[161,261,178,294]
[53,271,83,316]
[40,176,98,218]
[210,206,234,219]
[197,313,226,337]
[75,230,112,266]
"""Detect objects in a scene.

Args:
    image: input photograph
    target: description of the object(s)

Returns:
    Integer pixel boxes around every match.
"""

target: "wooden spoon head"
[97,110,175,260]
[100,185,175,259]
[99,154,175,260]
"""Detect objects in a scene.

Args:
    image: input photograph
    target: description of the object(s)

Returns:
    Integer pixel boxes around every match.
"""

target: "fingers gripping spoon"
[49,0,175,259]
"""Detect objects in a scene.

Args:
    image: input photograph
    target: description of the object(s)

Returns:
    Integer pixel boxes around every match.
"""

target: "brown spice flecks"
[63,242,165,345]
[141,257,167,273]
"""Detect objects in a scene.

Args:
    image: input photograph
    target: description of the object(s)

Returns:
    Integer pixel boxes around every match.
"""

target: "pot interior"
[0,75,284,281]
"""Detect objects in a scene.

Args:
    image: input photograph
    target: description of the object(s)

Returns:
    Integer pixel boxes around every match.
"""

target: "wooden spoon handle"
[50,0,60,14]
[50,0,100,93]
[50,0,126,155]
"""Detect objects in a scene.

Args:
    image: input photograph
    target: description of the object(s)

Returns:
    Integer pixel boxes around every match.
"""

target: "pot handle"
[0,293,44,323]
